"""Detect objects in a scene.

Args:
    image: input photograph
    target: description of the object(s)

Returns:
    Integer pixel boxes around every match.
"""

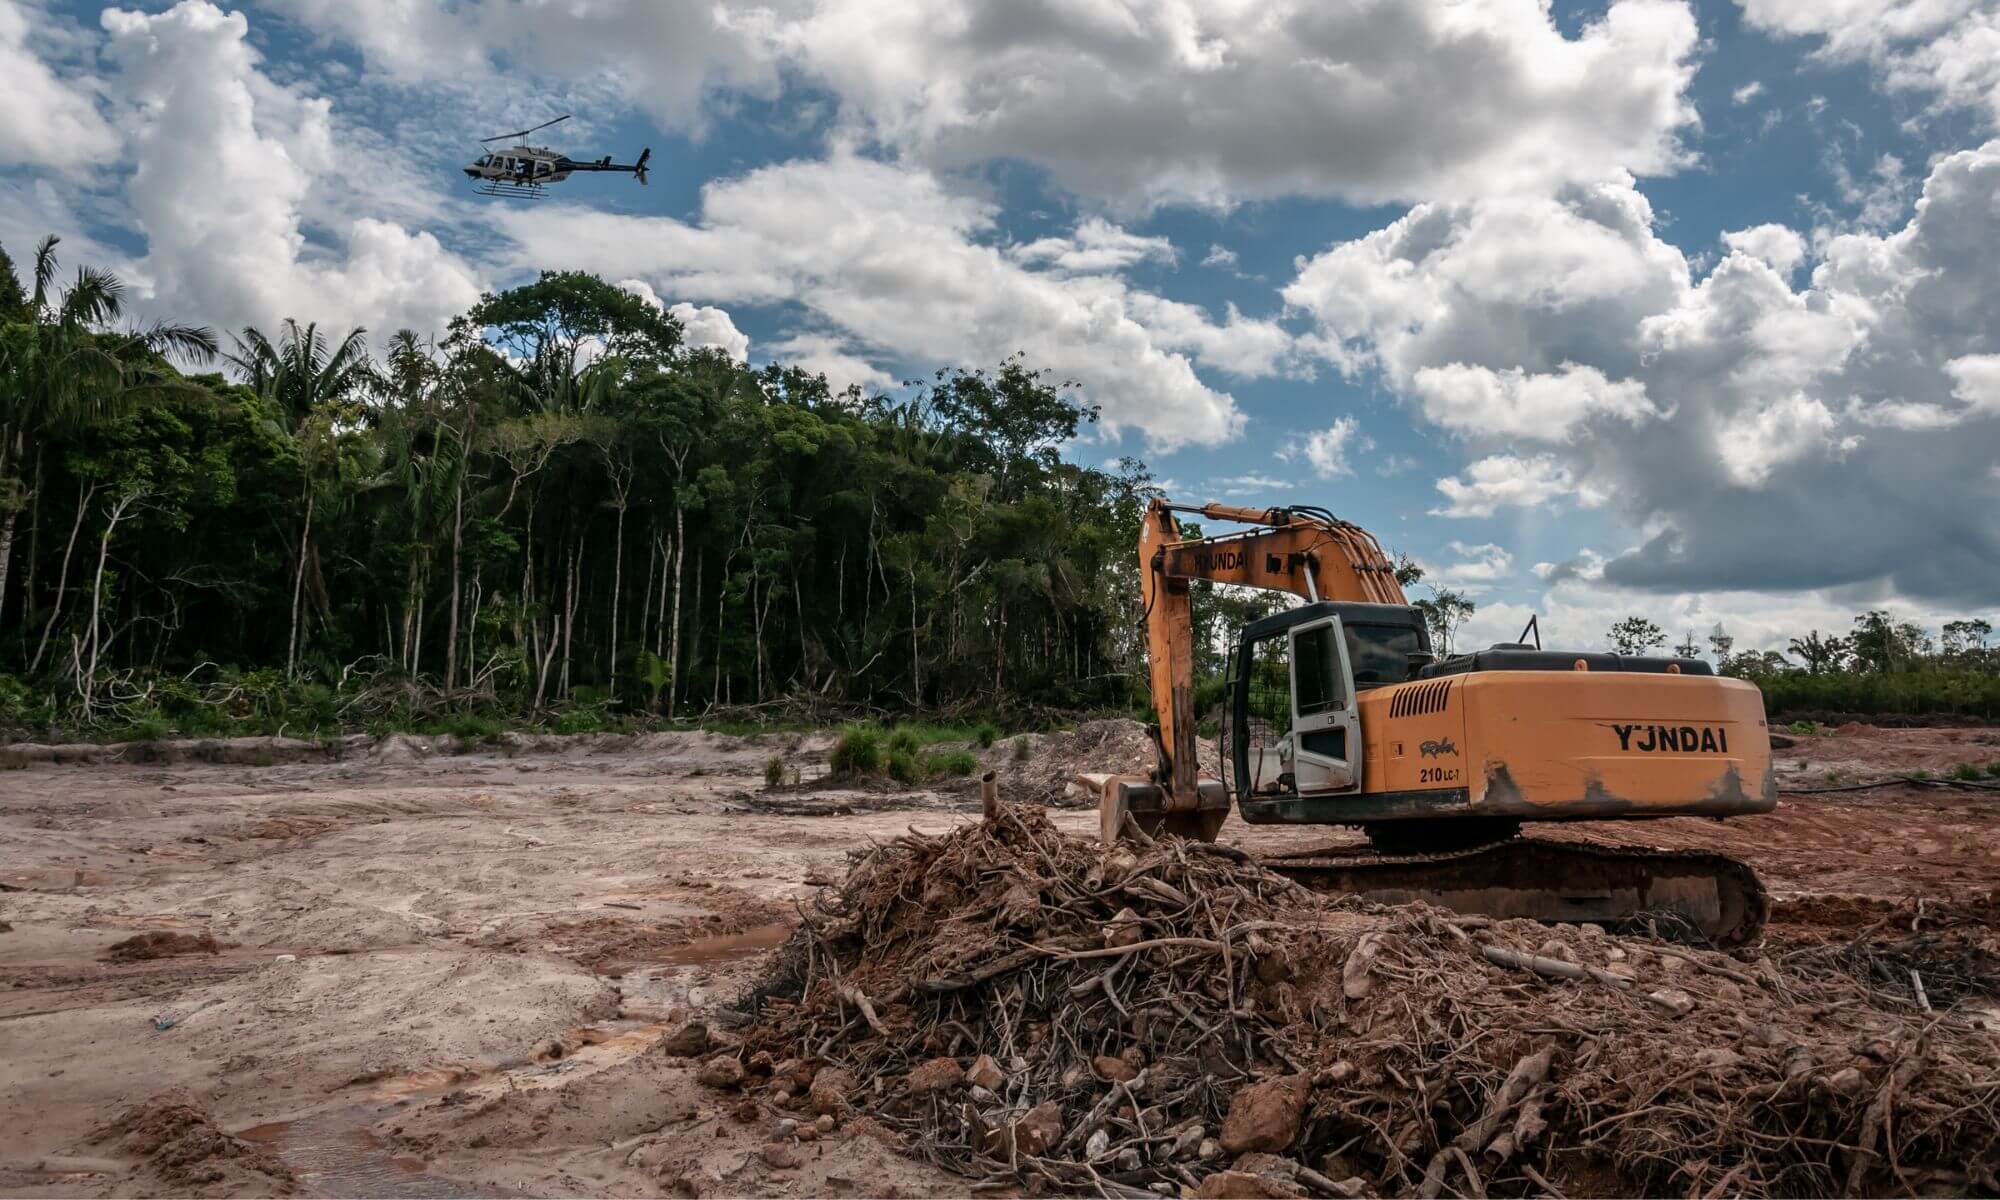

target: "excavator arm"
[1139,499,1405,808]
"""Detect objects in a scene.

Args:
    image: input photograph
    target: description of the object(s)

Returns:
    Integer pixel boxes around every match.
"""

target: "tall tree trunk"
[0,432,17,630]
[32,480,96,674]
[792,562,807,690]
[560,535,582,699]
[465,575,483,690]
[0,507,18,634]
[287,488,314,677]
[445,464,464,688]
[667,502,686,715]
[639,527,657,662]
[82,492,141,715]
[464,567,481,690]
[607,498,625,697]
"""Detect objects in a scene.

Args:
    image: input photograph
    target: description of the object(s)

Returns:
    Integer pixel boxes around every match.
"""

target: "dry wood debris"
[720,807,2000,1198]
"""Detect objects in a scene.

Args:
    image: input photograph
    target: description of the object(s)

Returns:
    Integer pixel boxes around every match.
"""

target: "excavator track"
[1260,837,1769,948]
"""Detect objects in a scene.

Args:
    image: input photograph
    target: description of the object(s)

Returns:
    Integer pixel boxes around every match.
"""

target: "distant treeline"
[1612,613,2000,720]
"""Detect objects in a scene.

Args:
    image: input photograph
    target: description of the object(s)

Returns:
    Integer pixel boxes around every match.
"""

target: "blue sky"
[4,0,1997,655]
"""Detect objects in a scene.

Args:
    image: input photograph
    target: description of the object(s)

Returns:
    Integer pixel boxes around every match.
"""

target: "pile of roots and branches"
[735,807,2000,1198]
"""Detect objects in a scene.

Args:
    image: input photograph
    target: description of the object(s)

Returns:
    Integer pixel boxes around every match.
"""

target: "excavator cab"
[1224,601,1430,805]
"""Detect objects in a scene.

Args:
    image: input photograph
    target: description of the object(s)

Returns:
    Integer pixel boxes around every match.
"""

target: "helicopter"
[464,115,650,198]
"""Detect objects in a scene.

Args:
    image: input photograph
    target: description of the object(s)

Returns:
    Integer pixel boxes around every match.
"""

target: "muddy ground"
[0,721,1996,1197]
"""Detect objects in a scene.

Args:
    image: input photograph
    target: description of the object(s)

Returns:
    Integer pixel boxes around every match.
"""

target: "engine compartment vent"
[1390,678,1452,718]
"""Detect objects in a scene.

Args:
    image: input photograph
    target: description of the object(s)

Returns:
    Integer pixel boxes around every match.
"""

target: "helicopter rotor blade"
[480,113,572,144]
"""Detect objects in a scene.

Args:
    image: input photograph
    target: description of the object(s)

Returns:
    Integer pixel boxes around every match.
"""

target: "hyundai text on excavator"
[1081,498,1777,946]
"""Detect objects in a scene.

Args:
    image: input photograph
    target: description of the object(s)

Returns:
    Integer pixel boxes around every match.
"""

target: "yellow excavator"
[1082,498,1777,945]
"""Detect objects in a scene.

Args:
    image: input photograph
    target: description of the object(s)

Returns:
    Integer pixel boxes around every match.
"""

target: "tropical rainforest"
[0,237,1991,738]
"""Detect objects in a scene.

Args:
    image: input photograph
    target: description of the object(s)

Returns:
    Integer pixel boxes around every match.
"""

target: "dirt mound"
[102,931,224,962]
[733,808,2000,1198]
[84,1099,297,1196]
[996,718,1162,807]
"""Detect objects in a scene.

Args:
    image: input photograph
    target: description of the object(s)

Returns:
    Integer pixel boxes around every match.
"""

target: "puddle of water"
[238,1108,486,1198]
[660,922,791,966]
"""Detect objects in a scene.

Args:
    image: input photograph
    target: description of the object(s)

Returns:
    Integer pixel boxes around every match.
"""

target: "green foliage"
[1607,616,1667,656]
[886,747,928,785]
[121,707,172,742]
[925,748,979,777]
[1986,762,2000,779]
[1414,588,1476,656]
[830,728,883,775]
[1756,670,2000,720]
[436,714,504,742]
[886,726,922,756]
[764,755,788,788]
[1786,720,1824,736]
[1950,762,1981,781]
[551,703,611,735]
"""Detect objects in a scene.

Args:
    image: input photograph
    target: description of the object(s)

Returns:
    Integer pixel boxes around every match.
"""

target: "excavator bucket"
[1080,773,1229,844]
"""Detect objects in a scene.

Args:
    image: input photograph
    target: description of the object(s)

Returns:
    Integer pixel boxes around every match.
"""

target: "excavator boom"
[1139,501,1402,809]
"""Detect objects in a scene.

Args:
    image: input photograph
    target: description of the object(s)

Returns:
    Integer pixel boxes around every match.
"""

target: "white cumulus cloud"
[1432,455,1601,518]
[1738,0,2000,125]
[1293,140,2000,606]
[275,0,1704,211]
[618,278,750,362]
[94,1,482,338]
[493,151,1248,451]
[0,0,119,167]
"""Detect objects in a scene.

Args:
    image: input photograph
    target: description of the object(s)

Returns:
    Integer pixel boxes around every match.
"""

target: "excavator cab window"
[1346,624,1427,687]
[1293,623,1345,714]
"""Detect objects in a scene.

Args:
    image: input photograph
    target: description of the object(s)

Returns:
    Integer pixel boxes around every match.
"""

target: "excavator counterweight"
[1092,496,1777,944]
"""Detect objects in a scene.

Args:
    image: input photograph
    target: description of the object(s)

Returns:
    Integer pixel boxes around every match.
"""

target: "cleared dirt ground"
[0,721,1996,1197]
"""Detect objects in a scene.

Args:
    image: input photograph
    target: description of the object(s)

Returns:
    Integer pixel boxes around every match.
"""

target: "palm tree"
[225,319,373,431]
[225,320,377,675]
[0,235,217,626]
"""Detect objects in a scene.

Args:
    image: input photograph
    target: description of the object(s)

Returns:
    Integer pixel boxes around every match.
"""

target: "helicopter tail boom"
[557,147,650,182]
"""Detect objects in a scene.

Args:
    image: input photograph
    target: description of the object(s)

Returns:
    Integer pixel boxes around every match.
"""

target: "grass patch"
[765,755,789,788]
[830,728,884,775]
[434,713,506,741]
[1787,720,1823,736]
[1950,762,1983,781]
[972,720,1001,749]
[925,748,979,777]
[886,747,928,785]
